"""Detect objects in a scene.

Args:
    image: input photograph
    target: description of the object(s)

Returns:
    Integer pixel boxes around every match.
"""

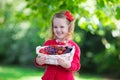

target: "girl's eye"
[60,26,64,28]
[54,26,57,28]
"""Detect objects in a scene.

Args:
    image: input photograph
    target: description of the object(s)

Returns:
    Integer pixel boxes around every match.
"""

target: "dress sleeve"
[66,43,81,72]
[43,40,51,46]
[34,40,51,67]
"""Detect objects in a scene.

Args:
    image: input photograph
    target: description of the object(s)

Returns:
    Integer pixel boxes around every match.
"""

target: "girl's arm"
[34,40,51,67]
[66,44,81,72]
[34,57,46,67]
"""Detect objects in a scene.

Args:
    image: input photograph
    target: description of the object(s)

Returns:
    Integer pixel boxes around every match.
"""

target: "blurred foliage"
[0,0,120,78]
[0,65,108,80]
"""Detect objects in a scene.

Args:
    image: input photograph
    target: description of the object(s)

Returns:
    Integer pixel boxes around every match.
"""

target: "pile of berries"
[39,45,72,55]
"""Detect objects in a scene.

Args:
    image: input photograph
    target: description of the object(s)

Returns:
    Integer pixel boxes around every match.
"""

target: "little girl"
[35,10,81,80]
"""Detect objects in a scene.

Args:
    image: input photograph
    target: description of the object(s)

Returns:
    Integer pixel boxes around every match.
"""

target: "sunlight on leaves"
[13,21,30,40]
[80,0,96,14]
[74,33,81,43]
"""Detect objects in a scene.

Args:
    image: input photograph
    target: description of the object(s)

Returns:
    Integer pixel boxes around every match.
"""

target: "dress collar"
[55,39,67,45]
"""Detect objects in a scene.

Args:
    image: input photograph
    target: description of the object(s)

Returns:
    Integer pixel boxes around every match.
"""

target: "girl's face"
[53,18,69,40]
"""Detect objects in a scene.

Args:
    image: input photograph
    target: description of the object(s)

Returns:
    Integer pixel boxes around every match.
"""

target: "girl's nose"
[57,28,61,32]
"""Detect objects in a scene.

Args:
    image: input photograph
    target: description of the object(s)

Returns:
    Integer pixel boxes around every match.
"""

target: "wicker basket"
[36,45,75,65]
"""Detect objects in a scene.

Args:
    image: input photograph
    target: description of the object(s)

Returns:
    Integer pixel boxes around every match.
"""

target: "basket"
[36,45,75,65]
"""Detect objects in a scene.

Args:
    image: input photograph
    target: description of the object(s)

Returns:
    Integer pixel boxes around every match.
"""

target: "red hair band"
[64,11,74,21]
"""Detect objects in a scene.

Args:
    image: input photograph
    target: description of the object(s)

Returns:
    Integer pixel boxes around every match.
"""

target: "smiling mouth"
[57,33,63,36]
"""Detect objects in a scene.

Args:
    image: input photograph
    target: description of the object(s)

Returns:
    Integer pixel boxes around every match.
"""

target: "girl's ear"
[68,22,73,29]
[69,22,72,27]
[68,23,72,32]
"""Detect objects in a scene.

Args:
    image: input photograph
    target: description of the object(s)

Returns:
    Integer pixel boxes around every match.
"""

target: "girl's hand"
[57,56,71,68]
[36,55,46,65]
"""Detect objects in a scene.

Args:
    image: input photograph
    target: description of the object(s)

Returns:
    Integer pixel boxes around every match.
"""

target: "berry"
[64,46,72,53]
[57,50,63,54]
[39,49,44,53]
[39,45,72,55]
[39,48,48,54]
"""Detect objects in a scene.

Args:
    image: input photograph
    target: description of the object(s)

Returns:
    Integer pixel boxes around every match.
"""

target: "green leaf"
[115,6,120,20]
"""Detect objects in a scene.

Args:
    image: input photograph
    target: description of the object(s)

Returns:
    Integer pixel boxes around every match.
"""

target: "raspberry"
[57,50,63,55]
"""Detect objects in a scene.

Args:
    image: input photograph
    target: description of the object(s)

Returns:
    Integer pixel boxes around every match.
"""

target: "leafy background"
[0,0,120,79]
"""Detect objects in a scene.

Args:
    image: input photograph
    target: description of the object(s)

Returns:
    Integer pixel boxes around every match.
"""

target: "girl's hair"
[50,10,75,41]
